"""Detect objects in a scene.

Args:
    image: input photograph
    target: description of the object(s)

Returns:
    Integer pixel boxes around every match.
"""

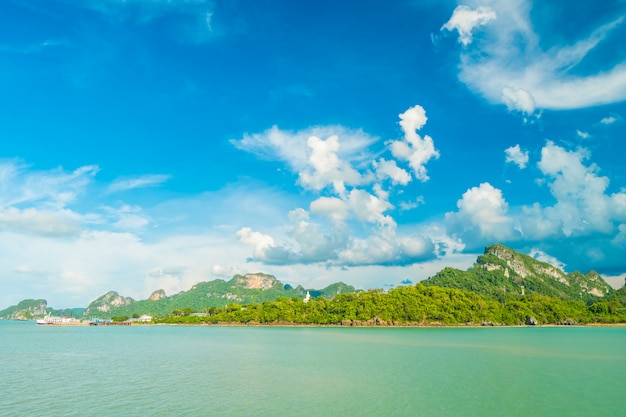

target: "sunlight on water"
[1,322,624,417]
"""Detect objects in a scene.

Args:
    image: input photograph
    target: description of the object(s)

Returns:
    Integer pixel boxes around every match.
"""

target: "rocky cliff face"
[149,290,166,301]
[423,244,613,301]
[479,244,612,298]
[484,244,567,282]
[84,291,134,315]
[230,273,280,290]
[0,299,47,320]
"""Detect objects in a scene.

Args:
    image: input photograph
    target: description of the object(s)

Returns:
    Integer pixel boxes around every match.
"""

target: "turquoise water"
[1,322,624,417]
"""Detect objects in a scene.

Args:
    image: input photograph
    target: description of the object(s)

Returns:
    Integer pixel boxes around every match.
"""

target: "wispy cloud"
[80,0,217,43]
[0,160,98,208]
[441,5,496,46]
[441,1,626,113]
[108,174,171,193]
[601,116,619,125]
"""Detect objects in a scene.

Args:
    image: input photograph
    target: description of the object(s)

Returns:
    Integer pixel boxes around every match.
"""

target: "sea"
[1,321,624,417]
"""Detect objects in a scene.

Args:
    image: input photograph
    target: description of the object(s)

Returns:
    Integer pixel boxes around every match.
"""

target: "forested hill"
[83,273,356,318]
[421,244,613,302]
[0,299,84,320]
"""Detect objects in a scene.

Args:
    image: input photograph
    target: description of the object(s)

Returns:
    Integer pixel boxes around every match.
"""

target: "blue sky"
[1,0,626,308]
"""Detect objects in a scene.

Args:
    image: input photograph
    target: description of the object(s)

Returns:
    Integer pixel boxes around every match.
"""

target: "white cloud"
[0,160,98,208]
[519,141,626,238]
[236,227,277,260]
[603,273,626,289]
[445,182,515,244]
[443,1,626,112]
[373,158,412,185]
[82,0,216,43]
[399,196,425,212]
[211,264,244,278]
[237,187,435,267]
[347,189,394,227]
[576,130,590,139]
[389,105,439,182]
[612,224,626,247]
[108,174,171,193]
[441,5,497,46]
[231,125,377,173]
[529,248,566,271]
[502,87,536,115]
[0,207,82,237]
[298,135,363,194]
[309,197,349,224]
[504,144,529,169]
[14,265,33,273]
[601,116,618,125]
[337,233,433,266]
[0,161,101,237]
[232,104,440,268]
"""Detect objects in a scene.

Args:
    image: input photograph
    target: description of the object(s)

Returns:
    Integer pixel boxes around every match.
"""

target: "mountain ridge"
[1,245,622,320]
[421,244,613,301]
[79,273,357,319]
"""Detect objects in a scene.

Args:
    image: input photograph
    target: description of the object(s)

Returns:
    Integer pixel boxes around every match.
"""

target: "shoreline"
[148,321,626,328]
[6,319,626,328]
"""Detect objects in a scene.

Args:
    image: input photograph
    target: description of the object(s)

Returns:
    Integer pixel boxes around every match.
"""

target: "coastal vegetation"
[153,284,626,326]
[0,299,84,321]
[81,273,356,319]
[2,244,625,326]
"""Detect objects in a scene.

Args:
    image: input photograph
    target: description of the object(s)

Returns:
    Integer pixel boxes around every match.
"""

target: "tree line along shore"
[150,284,626,326]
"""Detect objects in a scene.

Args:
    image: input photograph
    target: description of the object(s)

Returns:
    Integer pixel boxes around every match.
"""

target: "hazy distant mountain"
[421,244,613,302]
[83,273,357,318]
[0,299,84,320]
[0,299,47,320]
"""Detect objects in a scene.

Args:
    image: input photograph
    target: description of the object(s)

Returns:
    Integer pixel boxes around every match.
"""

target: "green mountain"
[83,273,357,318]
[0,299,84,320]
[421,244,613,303]
[0,299,47,320]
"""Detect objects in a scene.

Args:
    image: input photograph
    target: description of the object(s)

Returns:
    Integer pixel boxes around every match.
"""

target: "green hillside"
[0,299,84,320]
[156,284,626,326]
[421,244,613,303]
[83,273,357,318]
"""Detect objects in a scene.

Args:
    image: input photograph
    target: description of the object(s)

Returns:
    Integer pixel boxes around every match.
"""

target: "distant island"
[2,244,625,326]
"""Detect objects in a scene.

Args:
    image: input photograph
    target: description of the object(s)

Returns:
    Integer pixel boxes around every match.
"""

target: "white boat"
[36,315,81,325]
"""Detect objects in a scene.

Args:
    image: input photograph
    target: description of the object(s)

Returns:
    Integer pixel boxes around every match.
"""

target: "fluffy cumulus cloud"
[234,105,441,267]
[373,159,411,185]
[298,135,364,195]
[441,0,626,113]
[441,5,497,46]
[445,182,515,246]
[519,141,626,238]
[504,144,529,169]
[446,140,626,272]
[388,105,439,182]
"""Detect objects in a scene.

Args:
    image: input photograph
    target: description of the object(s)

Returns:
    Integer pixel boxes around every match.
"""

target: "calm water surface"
[1,321,624,417]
